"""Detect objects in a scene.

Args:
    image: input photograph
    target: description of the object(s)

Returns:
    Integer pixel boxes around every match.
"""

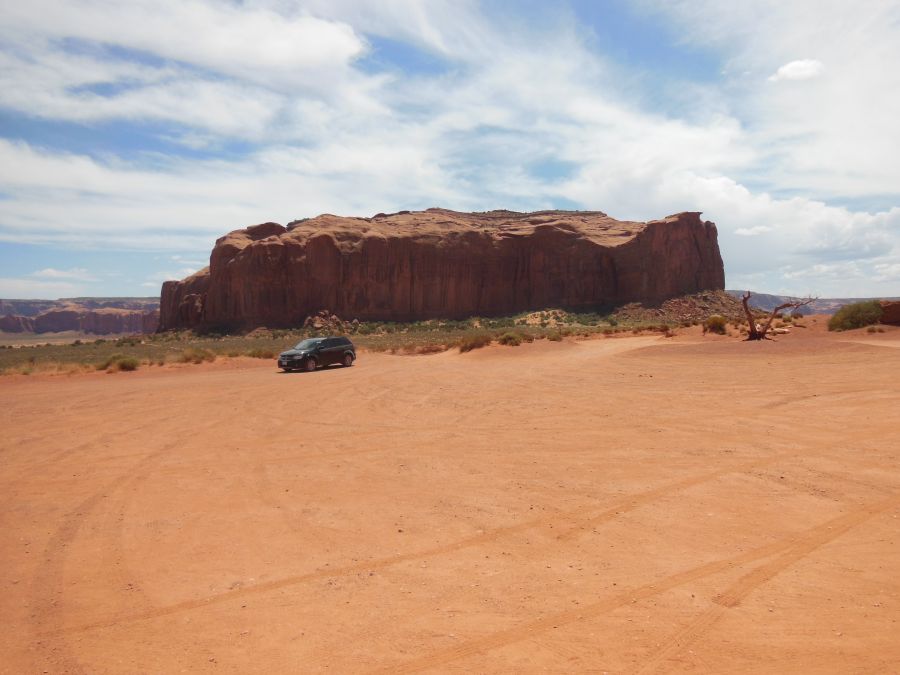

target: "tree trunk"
[741,292,815,341]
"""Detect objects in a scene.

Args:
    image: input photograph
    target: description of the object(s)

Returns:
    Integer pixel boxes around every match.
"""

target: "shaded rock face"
[881,301,900,325]
[159,208,725,331]
[0,315,35,332]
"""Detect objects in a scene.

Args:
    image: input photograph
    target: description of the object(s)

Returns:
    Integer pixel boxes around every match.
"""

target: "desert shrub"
[704,315,727,335]
[96,353,124,370]
[245,348,275,359]
[497,331,523,346]
[458,333,492,352]
[114,357,140,371]
[867,326,877,333]
[828,301,883,331]
[178,347,216,364]
[96,353,139,372]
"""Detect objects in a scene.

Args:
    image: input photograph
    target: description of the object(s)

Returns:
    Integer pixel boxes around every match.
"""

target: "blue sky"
[1,0,899,299]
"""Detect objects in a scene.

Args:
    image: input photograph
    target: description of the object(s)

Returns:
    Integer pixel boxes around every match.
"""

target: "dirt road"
[2,324,899,673]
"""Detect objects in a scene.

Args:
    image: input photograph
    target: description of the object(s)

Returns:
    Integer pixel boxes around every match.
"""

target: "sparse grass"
[178,347,216,364]
[828,301,883,331]
[245,348,275,359]
[414,344,448,355]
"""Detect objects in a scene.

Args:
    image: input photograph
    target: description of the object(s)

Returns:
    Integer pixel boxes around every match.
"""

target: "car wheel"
[304,358,317,372]
[342,354,354,367]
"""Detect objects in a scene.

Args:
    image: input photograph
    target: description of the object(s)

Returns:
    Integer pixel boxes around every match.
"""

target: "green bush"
[828,301,883,331]
[497,331,523,346]
[457,333,492,352]
[704,315,727,335]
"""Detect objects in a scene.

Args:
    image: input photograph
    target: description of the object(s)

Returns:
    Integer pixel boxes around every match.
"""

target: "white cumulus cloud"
[31,267,98,281]
[768,59,825,82]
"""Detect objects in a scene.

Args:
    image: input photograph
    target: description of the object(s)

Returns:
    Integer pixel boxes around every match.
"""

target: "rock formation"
[0,305,159,334]
[159,208,725,331]
[34,308,153,334]
[881,300,900,325]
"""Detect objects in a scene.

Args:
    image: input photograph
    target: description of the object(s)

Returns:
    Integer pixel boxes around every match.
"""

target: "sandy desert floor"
[2,320,899,673]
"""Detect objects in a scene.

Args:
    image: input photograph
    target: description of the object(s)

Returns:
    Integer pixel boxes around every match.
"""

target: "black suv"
[278,336,356,372]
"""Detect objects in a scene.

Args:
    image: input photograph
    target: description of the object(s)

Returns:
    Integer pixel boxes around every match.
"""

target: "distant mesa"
[727,291,900,317]
[159,208,725,332]
[0,298,159,335]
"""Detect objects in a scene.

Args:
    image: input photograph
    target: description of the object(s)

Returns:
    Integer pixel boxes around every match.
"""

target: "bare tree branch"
[742,292,816,341]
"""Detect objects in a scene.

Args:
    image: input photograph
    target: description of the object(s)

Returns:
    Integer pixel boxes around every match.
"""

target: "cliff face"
[0,298,159,334]
[0,315,35,332]
[33,308,156,334]
[159,208,725,331]
[0,308,158,334]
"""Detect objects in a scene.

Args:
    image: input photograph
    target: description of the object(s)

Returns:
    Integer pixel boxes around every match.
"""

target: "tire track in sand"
[29,418,222,674]
[57,452,790,636]
[377,493,900,674]
[632,491,900,675]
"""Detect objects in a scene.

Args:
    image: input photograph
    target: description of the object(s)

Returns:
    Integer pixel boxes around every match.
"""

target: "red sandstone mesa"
[159,208,725,331]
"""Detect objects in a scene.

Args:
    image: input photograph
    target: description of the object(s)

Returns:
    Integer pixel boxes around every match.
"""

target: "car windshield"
[294,338,324,350]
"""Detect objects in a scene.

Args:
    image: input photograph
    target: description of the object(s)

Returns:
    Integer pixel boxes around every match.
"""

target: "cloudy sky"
[1,0,898,299]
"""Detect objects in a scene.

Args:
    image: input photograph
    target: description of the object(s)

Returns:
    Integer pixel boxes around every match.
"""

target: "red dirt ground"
[2,319,899,673]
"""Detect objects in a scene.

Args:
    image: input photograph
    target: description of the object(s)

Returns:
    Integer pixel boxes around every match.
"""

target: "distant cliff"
[727,291,900,315]
[0,298,159,334]
[160,208,725,331]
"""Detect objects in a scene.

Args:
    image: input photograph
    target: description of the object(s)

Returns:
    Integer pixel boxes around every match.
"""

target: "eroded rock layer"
[159,208,725,331]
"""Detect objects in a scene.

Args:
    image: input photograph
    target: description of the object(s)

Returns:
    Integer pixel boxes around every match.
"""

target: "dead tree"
[741,291,816,341]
